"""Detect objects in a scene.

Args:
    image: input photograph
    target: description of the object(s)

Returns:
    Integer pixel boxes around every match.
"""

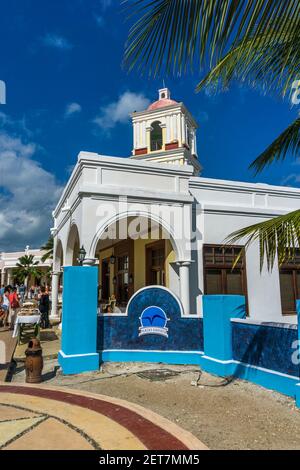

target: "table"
[12,315,41,343]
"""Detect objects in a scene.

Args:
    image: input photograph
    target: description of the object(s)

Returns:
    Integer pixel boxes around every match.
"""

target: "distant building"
[51,88,300,324]
[0,245,51,286]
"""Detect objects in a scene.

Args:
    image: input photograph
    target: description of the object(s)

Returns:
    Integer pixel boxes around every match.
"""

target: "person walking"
[38,286,50,329]
[19,283,26,304]
[1,287,10,328]
[8,287,20,331]
[29,285,35,300]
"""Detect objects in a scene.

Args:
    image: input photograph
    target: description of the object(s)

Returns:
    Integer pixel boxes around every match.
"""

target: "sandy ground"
[12,359,300,450]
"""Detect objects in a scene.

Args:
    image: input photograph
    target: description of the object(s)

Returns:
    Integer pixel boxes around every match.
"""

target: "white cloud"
[42,33,73,50]
[94,91,150,130]
[0,122,63,251]
[0,112,33,137]
[281,173,300,186]
[65,102,82,118]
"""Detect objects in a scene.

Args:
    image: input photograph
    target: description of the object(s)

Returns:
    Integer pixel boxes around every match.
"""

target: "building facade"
[0,246,51,287]
[51,89,300,325]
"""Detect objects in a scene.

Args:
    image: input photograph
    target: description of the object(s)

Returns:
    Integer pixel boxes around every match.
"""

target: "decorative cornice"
[79,186,194,204]
[189,176,300,197]
[200,205,292,218]
[131,102,198,128]
[53,153,194,218]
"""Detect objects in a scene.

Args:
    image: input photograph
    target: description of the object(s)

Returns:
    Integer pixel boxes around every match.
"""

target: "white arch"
[65,223,80,266]
[53,238,64,271]
[89,210,183,261]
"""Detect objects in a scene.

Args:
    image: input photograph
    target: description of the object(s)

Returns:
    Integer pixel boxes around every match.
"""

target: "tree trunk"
[25,276,29,299]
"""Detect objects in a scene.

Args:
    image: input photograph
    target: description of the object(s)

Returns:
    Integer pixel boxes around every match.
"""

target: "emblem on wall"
[139,306,169,338]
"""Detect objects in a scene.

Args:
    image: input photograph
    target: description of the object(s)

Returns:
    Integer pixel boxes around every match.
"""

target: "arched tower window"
[150,121,163,151]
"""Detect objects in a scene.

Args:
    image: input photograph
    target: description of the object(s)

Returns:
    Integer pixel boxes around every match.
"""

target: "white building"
[0,246,51,287]
[51,88,300,324]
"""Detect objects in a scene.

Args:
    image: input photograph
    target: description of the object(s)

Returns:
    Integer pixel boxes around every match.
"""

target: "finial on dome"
[158,87,171,100]
[147,88,177,110]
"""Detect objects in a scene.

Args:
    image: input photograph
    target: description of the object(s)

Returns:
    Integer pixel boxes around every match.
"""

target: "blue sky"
[0,0,299,251]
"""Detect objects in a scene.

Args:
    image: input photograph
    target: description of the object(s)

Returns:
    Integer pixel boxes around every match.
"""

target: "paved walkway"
[0,384,207,450]
[14,328,60,362]
[0,329,17,382]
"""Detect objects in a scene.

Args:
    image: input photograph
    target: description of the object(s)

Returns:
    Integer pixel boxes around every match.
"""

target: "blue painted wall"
[232,322,299,378]
[61,266,98,355]
[203,295,246,361]
[58,266,99,374]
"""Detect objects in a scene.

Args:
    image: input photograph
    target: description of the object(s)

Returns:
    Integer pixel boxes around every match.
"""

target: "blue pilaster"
[58,266,99,374]
[296,300,300,408]
[201,295,246,376]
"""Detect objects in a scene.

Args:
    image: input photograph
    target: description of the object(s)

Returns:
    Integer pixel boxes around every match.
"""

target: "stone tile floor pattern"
[0,384,207,450]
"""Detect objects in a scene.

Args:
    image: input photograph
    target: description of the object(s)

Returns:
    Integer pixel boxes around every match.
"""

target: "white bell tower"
[130,88,201,175]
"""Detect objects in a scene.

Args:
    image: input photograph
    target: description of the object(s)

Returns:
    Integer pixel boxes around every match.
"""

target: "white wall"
[190,177,300,324]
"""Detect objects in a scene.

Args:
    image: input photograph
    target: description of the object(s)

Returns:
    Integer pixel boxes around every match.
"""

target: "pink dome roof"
[147,98,178,111]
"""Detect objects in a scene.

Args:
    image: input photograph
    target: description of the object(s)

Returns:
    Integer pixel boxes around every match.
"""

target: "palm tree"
[124,0,300,269]
[41,235,54,263]
[13,255,42,294]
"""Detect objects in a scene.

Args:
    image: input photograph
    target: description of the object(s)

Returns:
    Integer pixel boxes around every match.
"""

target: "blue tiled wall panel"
[232,322,300,378]
[97,287,204,353]
[97,316,203,352]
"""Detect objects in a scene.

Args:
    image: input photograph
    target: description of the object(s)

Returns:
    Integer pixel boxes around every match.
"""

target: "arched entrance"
[65,224,80,266]
[150,121,163,151]
[93,215,180,313]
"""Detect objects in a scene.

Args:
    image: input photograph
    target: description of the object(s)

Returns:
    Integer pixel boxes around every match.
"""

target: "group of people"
[0,284,50,331]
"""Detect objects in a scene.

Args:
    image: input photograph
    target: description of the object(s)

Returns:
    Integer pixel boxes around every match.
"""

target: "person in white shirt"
[1,288,10,327]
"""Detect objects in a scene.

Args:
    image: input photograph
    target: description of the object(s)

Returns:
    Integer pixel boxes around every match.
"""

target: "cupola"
[130,88,201,175]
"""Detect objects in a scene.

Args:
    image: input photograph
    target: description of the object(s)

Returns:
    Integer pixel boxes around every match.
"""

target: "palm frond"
[124,0,300,80]
[249,118,300,174]
[225,209,300,271]
[41,235,53,251]
[41,235,54,263]
[196,27,300,97]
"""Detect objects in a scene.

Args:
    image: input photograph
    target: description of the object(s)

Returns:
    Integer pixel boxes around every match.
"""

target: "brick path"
[0,384,207,450]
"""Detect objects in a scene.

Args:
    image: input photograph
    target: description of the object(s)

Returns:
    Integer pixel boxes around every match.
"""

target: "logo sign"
[139,306,169,338]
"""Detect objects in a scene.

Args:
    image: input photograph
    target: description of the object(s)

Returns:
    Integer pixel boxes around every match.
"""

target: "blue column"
[58,266,99,374]
[201,295,246,376]
[296,300,300,408]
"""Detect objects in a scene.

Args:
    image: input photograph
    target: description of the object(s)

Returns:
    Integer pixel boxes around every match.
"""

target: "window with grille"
[279,249,300,315]
[203,245,247,300]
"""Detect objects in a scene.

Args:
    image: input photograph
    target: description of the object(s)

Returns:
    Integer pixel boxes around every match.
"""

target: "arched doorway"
[93,215,180,312]
[65,224,80,266]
